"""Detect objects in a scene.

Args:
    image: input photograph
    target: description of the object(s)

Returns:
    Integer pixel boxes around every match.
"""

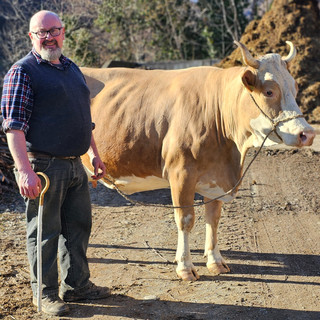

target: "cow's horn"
[282,41,296,63]
[234,40,260,69]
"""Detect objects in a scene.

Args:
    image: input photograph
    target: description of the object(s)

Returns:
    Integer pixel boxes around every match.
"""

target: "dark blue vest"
[16,52,92,157]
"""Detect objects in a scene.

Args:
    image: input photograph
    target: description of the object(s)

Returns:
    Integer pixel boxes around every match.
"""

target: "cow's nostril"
[300,132,307,143]
[299,130,315,146]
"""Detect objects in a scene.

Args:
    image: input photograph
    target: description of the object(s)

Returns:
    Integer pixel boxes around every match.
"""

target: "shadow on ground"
[65,295,320,320]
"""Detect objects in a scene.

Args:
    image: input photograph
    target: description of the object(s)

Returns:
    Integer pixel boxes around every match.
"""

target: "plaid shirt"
[1,49,72,133]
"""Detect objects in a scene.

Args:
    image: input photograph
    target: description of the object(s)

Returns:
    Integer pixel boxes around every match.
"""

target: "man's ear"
[242,69,256,92]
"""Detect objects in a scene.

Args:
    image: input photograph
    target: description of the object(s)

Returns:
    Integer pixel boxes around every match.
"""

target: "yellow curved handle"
[36,172,50,206]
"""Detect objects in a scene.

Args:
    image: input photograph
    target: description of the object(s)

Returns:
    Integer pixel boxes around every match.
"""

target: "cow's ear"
[242,70,256,92]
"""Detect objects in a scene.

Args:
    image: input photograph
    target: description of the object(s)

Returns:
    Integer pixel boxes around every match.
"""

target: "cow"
[80,41,315,281]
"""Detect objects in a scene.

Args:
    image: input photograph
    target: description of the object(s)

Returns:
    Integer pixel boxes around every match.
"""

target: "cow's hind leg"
[204,199,230,275]
[170,171,200,281]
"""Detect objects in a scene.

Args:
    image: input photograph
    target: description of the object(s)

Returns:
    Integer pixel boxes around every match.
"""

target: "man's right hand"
[18,168,42,199]
[6,130,42,199]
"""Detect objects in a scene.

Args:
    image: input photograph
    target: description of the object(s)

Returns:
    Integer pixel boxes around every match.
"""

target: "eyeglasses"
[31,27,63,39]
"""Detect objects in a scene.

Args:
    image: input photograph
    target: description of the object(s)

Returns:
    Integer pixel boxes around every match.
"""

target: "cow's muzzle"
[249,93,316,146]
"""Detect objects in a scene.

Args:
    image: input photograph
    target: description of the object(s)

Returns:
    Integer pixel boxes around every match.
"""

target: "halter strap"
[249,93,305,141]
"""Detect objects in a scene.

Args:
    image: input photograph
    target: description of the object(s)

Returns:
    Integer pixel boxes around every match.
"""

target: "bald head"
[29,10,62,32]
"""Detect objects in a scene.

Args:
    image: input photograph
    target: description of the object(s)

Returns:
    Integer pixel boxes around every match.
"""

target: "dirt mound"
[217,0,320,123]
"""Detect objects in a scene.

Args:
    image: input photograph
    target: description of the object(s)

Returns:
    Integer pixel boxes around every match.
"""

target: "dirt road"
[1,142,320,319]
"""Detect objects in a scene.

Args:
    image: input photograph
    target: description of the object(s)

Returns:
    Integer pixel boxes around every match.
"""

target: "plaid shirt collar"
[32,48,72,69]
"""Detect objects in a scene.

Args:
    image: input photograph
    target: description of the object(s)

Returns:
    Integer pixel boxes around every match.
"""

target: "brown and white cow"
[81,41,315,281]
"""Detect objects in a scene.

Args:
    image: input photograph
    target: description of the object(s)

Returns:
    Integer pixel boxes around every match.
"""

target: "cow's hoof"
[207,262,230,276]
[177,268,200,281]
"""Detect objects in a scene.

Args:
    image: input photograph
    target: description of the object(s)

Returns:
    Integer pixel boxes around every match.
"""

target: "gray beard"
[40,47,62,62]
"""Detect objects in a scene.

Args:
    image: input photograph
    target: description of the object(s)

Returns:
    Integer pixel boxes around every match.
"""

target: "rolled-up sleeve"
[1,65,33,134]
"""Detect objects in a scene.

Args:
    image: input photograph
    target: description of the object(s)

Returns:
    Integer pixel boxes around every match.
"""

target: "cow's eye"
[266,90,273,97]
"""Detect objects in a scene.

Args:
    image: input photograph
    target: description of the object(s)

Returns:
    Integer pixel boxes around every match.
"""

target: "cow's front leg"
[170,171,199,281]
[174,211,200,281]
[204,199,230,275]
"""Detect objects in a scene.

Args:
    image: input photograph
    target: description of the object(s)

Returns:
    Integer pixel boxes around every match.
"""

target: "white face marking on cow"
[101,175,170,195]
[250,54,314,147]
[250,114,280,147]
[275,111,314,146]
[195,181,234,203]
[264,72,274,81]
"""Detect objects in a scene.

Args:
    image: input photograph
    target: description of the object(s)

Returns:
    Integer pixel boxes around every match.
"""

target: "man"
[1,10,110,316]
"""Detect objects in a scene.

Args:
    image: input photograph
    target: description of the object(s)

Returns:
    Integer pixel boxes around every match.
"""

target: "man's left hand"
[91,156,106,180]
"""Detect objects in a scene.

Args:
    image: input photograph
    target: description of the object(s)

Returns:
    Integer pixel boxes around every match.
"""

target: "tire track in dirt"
[242,148,320,315]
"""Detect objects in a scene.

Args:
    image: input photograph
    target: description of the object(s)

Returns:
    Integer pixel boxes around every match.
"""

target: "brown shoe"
[33,295,69,316]
[59,280,111,302]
